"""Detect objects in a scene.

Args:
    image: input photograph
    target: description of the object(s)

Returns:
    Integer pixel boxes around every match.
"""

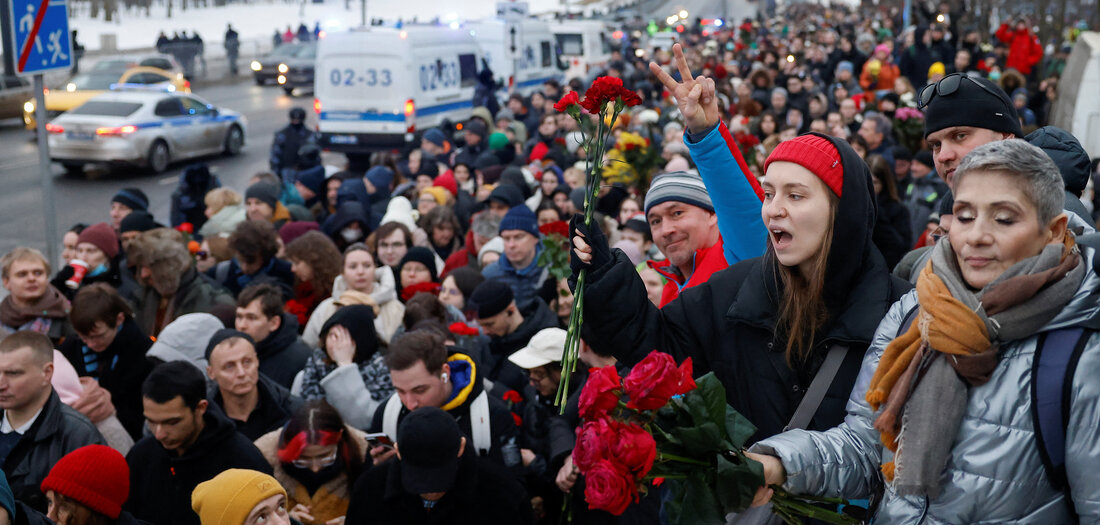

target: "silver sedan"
[47,89,247,175]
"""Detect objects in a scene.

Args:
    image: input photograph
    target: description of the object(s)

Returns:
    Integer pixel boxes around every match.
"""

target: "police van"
[314,25,480,153]
[550,20,612,83]
[469,18,563,95]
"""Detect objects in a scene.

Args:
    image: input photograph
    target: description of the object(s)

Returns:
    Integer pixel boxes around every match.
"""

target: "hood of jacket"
[440,348,485,412]
[1025,126,1092,195]
[322,201,370,238]
[257,313,302,359]
[319,304,378,363]
[172,407,240,463]
[495,298,557,351]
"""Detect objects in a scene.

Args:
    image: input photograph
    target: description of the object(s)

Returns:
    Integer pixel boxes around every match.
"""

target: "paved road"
[0,79,323,264]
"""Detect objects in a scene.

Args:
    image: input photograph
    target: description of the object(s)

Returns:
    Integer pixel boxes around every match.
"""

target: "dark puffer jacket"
[577,132,912,442]
[255,313,312,389]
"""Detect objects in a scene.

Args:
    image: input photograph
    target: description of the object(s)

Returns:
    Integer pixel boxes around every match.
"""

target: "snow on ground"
[71,0,564,54]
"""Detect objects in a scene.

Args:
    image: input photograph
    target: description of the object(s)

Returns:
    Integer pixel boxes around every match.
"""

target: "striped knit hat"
[643,171,714,215]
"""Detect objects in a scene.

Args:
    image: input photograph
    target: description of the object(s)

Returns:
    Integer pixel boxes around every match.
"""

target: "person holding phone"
[253,400,366,525]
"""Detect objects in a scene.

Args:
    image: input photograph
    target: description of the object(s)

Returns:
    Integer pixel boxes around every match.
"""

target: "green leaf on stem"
[716,452,765,513]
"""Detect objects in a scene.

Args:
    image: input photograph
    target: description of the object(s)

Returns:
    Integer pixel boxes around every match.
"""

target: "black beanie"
[923,75,1023,138]
[939,192,955,216]
[119,211,163,233]
[112,188,149,212]
[397,247,439,283]
[245,182,280,210]
[204,328,255,360]
[469,279,514,319]
[913,150,934,170]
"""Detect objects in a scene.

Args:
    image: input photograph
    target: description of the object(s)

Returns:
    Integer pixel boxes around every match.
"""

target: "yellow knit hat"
[928,61,946,78]
[191,469,286,525]
[420,186,449,206]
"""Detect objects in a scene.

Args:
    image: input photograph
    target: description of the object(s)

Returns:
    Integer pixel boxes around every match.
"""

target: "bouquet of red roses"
[536,220,570,281]
[574,350,861,525]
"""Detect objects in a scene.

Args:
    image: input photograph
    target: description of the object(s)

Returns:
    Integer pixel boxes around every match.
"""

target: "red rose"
[448,322,479,337]
[583,459,638,515]
[623,351,694,410]
[572,419,611,471]
[554,91,581,113]
[579,366,621,420]
[539,220,569,238]
[607,420,656,476]
[176,222,194,234]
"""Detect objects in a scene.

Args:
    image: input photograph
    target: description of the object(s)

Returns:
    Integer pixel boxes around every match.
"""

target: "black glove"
[568,213,613,280]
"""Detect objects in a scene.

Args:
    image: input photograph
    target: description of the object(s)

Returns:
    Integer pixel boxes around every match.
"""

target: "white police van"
[314,25,480,153]
[550,20,611,83]
[469,18,563,96]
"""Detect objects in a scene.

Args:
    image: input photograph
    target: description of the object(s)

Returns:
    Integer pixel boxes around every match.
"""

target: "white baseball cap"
[507,328,567,369]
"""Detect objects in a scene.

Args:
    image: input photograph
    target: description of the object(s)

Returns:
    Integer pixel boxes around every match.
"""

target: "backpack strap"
[1031,326,1092,518]
[784,343,848,431]
[381,394,403,441]
[469,391,492,456]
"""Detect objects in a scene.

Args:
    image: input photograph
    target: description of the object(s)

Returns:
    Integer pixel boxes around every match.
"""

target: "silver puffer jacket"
[752,246,1100,523]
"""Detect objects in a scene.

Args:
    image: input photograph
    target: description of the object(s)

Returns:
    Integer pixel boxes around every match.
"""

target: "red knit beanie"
[75,222,120,260]
[763,134,844,197]
[41,445,129,519]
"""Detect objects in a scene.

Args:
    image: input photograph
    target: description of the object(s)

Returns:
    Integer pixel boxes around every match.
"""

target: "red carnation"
[579,366,622,420]
[539,220,569,238]
[581,76,642,113]
[502,390,524,404]
[623,351,694,411]
[176,222,194,234]
[583,459,638,515]
[554,91,581,113]
[512,413,523,427]
[401,282,441,302]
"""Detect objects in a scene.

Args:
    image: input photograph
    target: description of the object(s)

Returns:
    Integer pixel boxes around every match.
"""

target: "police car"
[46,87,246,175]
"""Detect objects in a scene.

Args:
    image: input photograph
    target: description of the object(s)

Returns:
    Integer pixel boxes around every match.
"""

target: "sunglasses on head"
[917,73,1004,109]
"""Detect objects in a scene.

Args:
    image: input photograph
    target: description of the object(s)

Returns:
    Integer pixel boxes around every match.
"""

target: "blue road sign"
[10,0,71,75]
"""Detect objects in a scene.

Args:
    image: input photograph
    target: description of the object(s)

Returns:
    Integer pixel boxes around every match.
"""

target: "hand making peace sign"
[648,43,722,134]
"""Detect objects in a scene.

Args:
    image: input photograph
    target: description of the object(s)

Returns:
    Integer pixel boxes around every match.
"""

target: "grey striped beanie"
[643,171,713,215]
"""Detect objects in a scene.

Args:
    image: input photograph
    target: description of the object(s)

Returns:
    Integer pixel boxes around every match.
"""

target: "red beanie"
[41,445,129,519]
[763,134,844,197]
[434,171,458,197]
[76,222,119,260]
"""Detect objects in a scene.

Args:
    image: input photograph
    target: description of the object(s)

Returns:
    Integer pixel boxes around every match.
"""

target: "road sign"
[9,0,71,75]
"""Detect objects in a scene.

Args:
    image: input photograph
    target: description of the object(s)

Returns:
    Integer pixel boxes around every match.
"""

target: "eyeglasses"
[291,450,338,469]
[917,73,1005,109]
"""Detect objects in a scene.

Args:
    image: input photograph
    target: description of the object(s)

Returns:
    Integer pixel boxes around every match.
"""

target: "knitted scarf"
[0,286,69,329]
[865,235,1084,497]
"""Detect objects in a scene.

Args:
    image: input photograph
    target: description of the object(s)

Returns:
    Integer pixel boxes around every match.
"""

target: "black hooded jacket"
[256,313,312,389]
[207,373,302,441]
[125,407,273,525]
[576,132,912,442]
[1025,126,1096,228]
[484,298,559,396]
[58,317,154,440]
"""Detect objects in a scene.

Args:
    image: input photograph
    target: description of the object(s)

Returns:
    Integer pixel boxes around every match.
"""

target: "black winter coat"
[207,373,303,441]
[578,132,912,443]
[1,391,105,513]
[59,318,154,440]
[255,313,312,389]
[873,197,913,269]
[125,408,273,525]
[484,299,558,396]
[345,452,531,525]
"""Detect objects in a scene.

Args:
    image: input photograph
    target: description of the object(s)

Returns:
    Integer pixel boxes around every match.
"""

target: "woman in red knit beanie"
[40,444,144,525]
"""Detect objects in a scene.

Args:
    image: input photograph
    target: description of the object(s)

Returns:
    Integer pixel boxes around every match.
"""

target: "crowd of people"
[0,2,1097,524]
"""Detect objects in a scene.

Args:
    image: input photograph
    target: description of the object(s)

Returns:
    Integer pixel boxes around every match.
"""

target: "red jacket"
[995,24,1043,76]
[442,229,478,278]
[648,236,728,308]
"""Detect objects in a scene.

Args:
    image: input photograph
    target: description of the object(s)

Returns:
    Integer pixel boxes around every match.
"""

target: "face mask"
[341,227,362,243]
[283,461,343,493]
[989,71,1001,82]
[88,263,108,278]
